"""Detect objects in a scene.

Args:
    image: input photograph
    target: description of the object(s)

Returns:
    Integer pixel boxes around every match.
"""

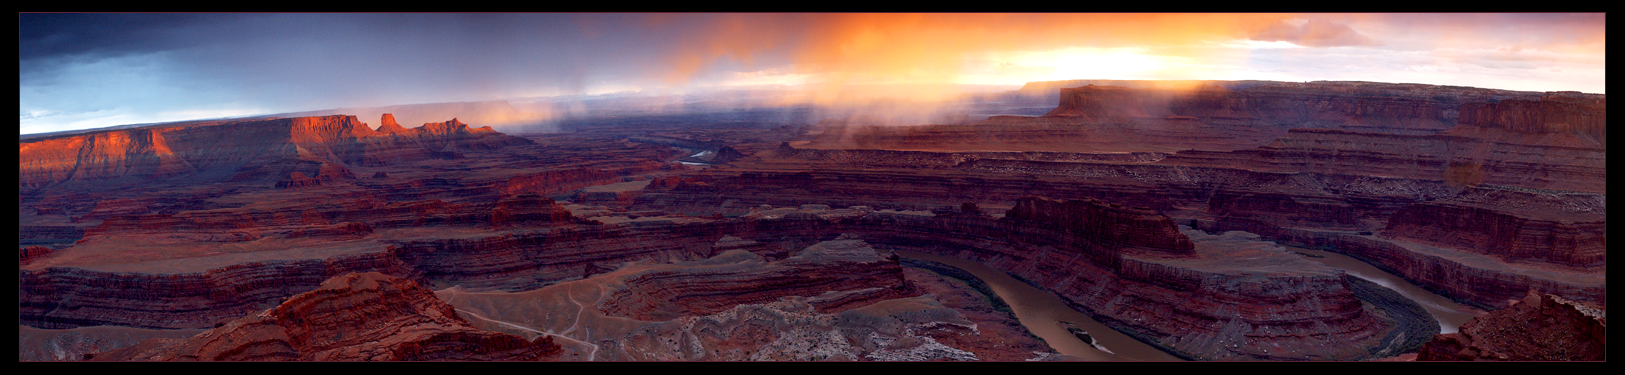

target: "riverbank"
[894,250,1183,361]
[1346,275,1439,359]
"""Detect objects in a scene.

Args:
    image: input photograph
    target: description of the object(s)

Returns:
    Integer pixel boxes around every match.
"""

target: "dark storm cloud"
[21,13,240,86]
[30,14,698,87]
[20,13,252,62]
[20,13,783,131]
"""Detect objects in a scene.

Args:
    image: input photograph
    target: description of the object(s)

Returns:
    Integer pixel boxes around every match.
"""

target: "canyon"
[18,80,1604,361]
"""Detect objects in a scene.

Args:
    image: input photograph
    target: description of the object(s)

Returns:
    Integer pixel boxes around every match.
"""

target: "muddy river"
[895,244,1481,361]
[894,250,1177,361]
[1288,247,1481,334]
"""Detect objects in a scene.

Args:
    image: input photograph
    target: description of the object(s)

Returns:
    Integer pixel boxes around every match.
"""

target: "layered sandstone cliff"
[767,142,1166,168]
[1004,196,1194,256]
[806,80,1603,154]
[598,238,917,321]
[70,190,578,245]
[1458,92,1606,142]
[20,251,415,329]
[18,114,532,192]
[19,128,202,190]
[1158,127,1606,193]
[1042,83,1467,133]
[90,272,561,361]
[1383,201,1605,269]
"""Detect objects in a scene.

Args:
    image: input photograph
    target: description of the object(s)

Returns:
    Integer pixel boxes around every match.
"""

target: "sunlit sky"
[19,13,1606,135]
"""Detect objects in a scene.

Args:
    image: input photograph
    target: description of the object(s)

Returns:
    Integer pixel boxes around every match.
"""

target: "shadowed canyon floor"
[19,80,1604,361]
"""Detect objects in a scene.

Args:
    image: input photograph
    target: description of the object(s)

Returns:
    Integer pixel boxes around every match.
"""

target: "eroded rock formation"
[598,238,917,321]
[1383,201,1605,268]
[1417,291,1606,361]
[1005,196,1194,255]
[806,80,1606,153]
[1458,92,1606,140]
[20,252,414,330]
[18,114,533,192]
[89,272,561,361]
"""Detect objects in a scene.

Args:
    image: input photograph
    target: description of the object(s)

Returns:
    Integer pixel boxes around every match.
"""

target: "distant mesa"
[807,80,1606,153]
[17,114,533,192]
[290,99,552,134]
[1035,81,1605,140]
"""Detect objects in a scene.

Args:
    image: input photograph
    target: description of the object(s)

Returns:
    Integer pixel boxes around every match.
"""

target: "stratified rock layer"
[1005,196,1194,255]
[1160,127,1606,193]
[1458,93,1606,139]
[18,115,533,192]
[1416,291,1606,361]
[1383,201,1605,268]
[598,238,917,321]
[806,81,1606,153]
[20,252,414,329]
[90,272,561,361]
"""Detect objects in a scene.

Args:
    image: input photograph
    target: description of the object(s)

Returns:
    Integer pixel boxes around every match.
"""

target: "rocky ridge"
[599,238,918,321]
[1416,290,1605,361]
[89,272,561,361]
[808,81,1605,153]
